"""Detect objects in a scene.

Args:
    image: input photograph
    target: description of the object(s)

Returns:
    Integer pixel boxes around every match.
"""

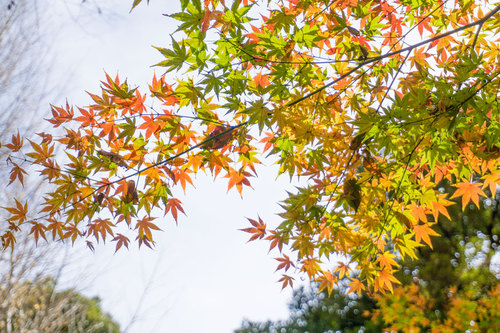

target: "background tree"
[0,2,123,332]
[236,186,500,332]
[2,0,500,294]
[0,276,120,332]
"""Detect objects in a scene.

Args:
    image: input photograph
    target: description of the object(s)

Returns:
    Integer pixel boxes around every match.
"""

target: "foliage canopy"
[2,0,500,293]
[237,187,500,332]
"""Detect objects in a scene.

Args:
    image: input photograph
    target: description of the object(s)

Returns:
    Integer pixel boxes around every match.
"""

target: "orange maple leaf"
[451,181,487,210]
[375,269,400,293]
[347,278,365,295]
[226,168,253,195]
[377,252,399,270]
[317,271,337,295]
[29,222,47,245]
[4,131,23,152]
[165,198,186,224]
[135,216,160,242]
[413,223,439,248]
[2,199,28,223]
[254,72,270,89]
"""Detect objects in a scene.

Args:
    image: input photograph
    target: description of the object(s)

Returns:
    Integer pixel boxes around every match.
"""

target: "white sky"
[45,1,301,332]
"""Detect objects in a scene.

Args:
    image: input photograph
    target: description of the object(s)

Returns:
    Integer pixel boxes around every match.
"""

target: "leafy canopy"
[2,0,500,294]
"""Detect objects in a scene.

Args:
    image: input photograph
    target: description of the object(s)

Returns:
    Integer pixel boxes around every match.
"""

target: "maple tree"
[2,0,500,294]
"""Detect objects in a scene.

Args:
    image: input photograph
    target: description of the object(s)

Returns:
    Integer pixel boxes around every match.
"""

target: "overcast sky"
[45,1,301,331]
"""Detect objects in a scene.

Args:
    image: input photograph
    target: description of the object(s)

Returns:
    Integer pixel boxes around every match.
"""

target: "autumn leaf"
[112,233,130,252]
[347,278,366,295]
[2,199,28,223]
[30,222,47,244]
[8,162,27,186]
[451,181,487,210]
[377,252,399,270]
[275,254,295,272]
[135,216,160,242]
[375,269,400,293]
[413,223,439,249]
[240,216,266,242]
[334,262,351,279]
[278,274,294,290]
[482,171,500,199]
[130,0,148,12]
[225,168,253,195]
[165,198,186,223]
[316,271,337,295]
[5,131,23,152]
[253,72,270,89]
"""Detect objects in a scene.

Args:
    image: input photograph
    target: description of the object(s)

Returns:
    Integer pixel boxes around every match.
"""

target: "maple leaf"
[165,198,186,223]
[63,223,81,244]
[74,107,96,127]
[334,261,351,279]
[226,168,253,195]
[46,103,74,127]
[259,132,275,153]
[112,233,130,252]
[88,218,115,242]
[1,232,16,250]
[451,181,487,210]
[375,269,400,293]
[265,230,284,253]
[300,257,321,279]
[5,131,23,152]
[347,278,366,295]
[482,171,500,199]
[26,140,55,164]
[240,216,266,242]
[174,169,194,192]
[135,216,160,242]
[86,241,95,252]
[413,223,440,249]
[278,274,294,290]
[46,218,65,240]
[2,199,28,223]
[29,222,47,245]
[253,72,270,89]
[8,162,27,186]
[130,0,149,12]
[275,254,295,272]
[430,197,452,221]
[316,271,337,295]
[377,252,399,270]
